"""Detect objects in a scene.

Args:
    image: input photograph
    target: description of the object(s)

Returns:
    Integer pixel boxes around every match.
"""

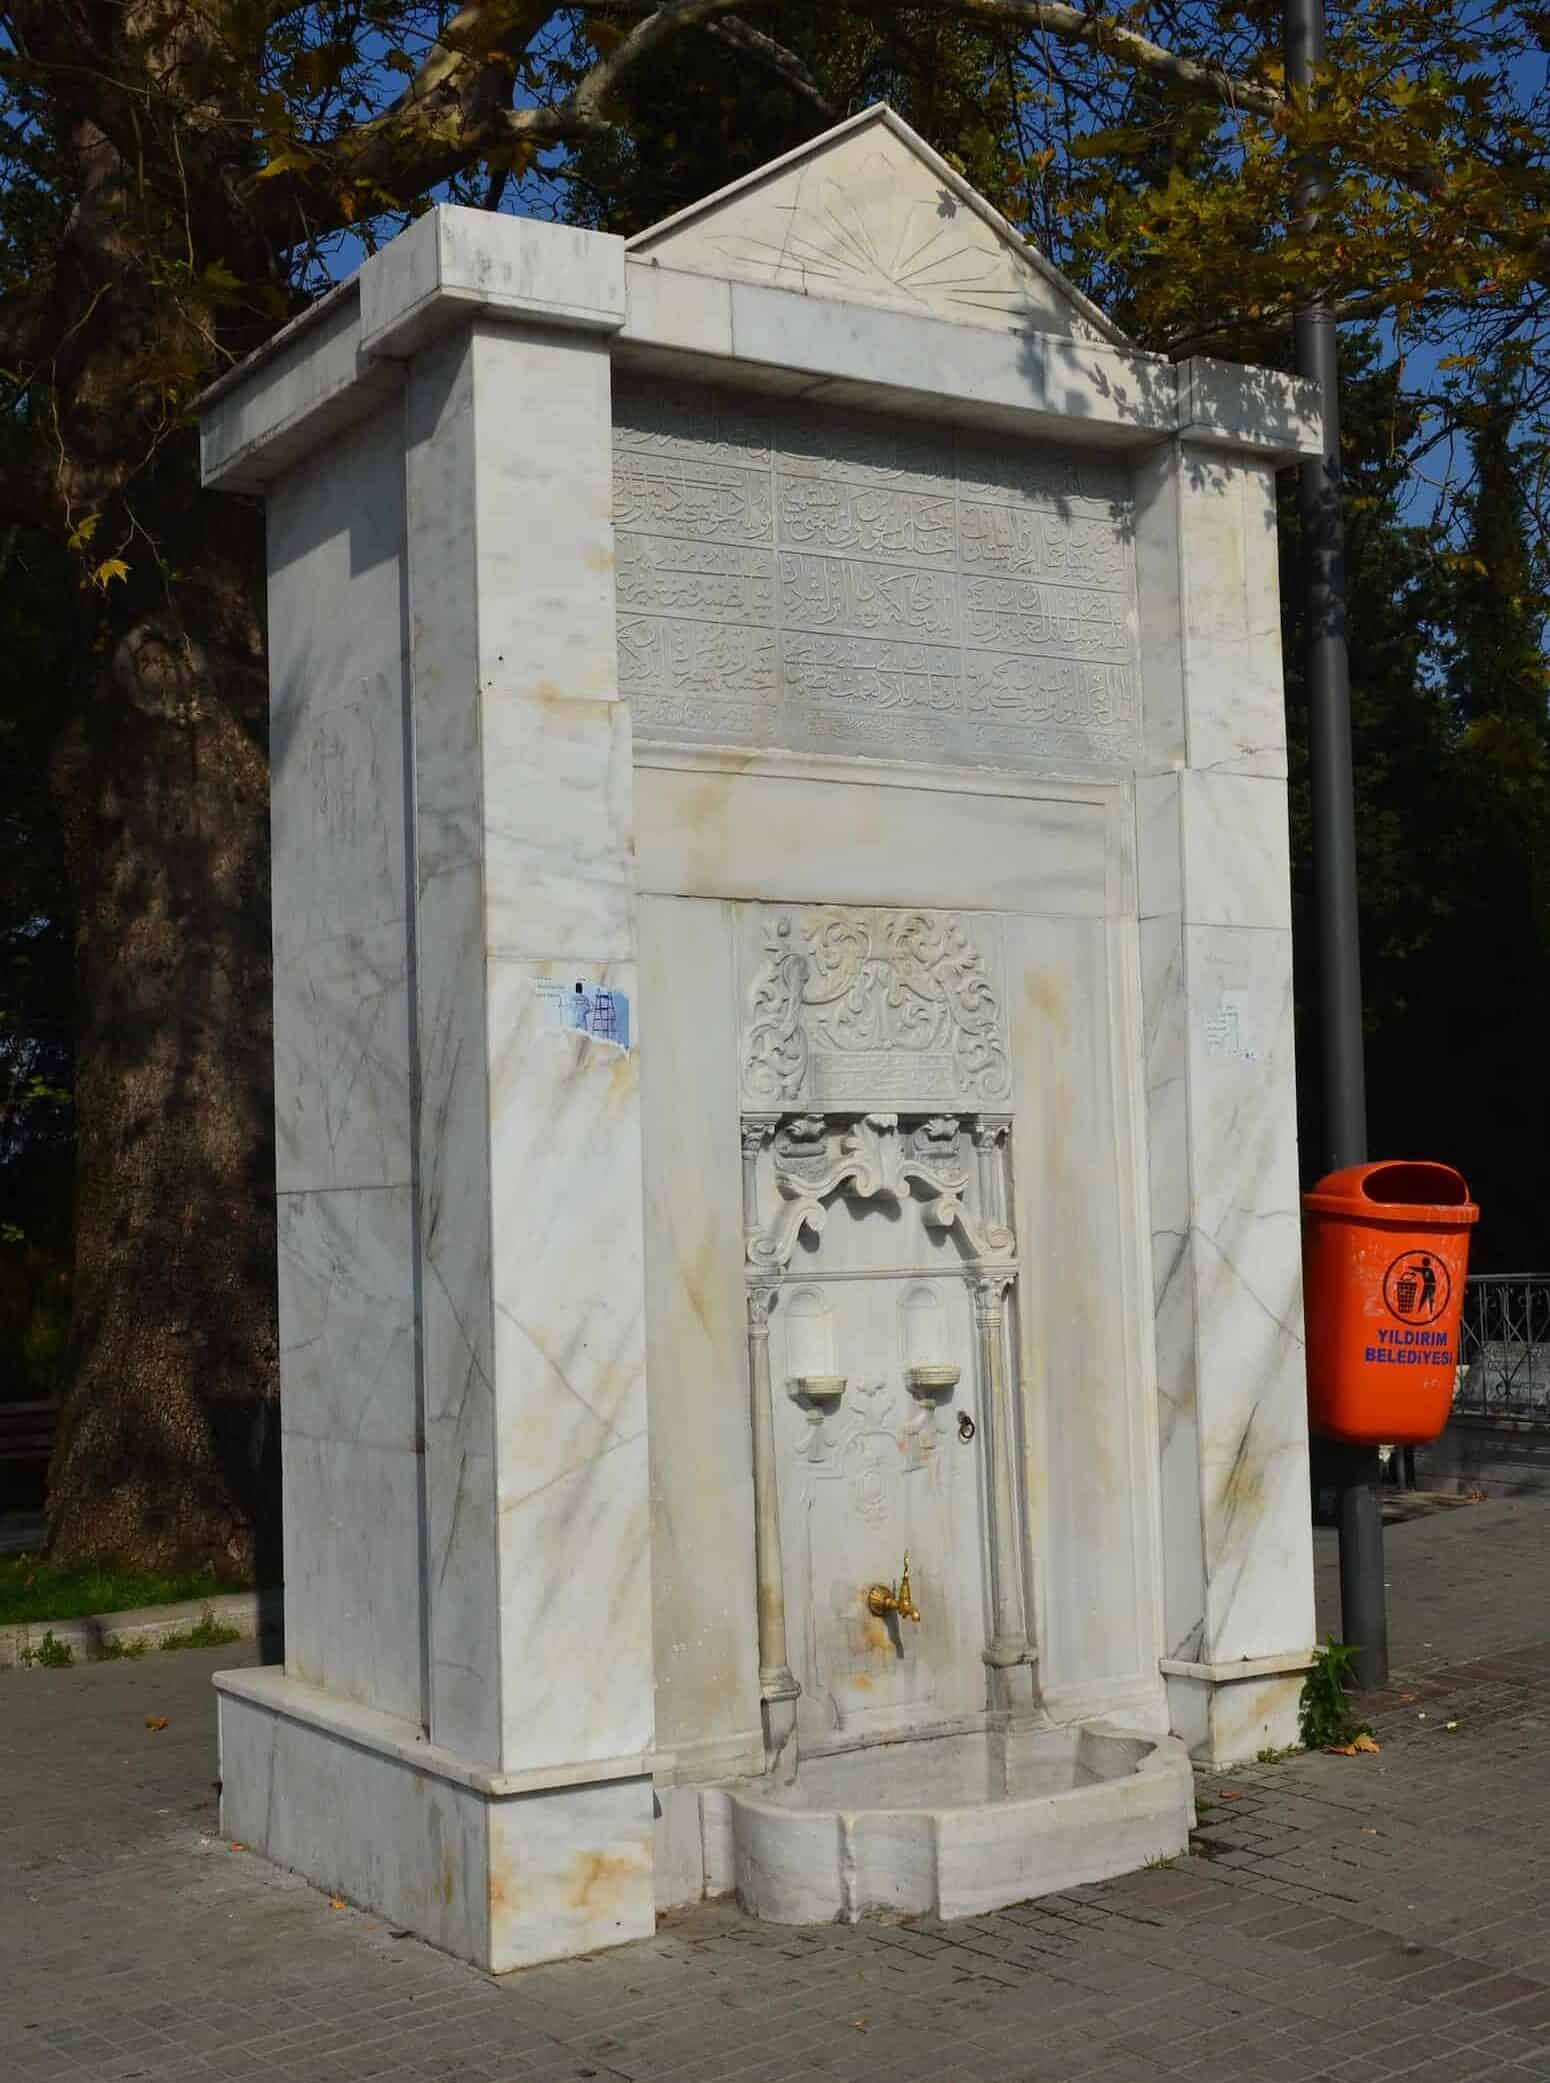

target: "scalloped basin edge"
[703,1725,1195,1924]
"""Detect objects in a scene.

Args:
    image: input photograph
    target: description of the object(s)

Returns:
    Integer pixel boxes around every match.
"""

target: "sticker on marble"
[534,977,632,1052]
[1204,990,1256,1063]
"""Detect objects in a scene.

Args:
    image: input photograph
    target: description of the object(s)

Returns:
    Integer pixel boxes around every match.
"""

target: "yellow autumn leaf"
[66,513,101,551]
[92,557,130,590]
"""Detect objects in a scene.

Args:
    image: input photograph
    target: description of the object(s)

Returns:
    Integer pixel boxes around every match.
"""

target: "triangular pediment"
[627,105,1126,347]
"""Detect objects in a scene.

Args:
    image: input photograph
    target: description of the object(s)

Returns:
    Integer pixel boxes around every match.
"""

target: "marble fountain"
[197,106,1318,1970]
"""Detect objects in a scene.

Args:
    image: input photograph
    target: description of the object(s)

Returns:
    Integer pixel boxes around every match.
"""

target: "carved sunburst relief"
[628,102,1119,346]
[712,159,1043,325]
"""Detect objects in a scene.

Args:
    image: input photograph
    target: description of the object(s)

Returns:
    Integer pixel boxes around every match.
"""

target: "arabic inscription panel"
[612,379,1140,772]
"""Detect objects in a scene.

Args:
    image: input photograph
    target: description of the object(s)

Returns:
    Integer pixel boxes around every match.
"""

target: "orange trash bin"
[1303,1160,1479,1446]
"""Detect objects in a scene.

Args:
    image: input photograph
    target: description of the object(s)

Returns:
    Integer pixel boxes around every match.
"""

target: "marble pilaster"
[1134,445,1316,1761]
[220,246,656,1971]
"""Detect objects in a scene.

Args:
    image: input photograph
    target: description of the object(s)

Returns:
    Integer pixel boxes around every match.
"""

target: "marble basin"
[706,1725,1194,1923]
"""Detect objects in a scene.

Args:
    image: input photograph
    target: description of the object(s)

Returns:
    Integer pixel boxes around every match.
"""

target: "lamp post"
[1285,0,1388,1688]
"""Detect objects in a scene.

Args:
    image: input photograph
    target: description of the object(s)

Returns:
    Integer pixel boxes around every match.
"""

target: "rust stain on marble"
[488,1861,519,1920]
[1023,970,1070,1041]
[604,1048,636,1108]
[567,1849,643,1914]
[677,1231,728,1364]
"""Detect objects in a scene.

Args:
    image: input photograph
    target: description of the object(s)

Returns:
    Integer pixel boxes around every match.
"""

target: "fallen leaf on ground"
[329,1897,346,1910]
[144,1716,169,1732]
[852,2019,869,2032]
[227,1841,246,1852]
[1324,1733,1380,1756]
[1361,1826,1379,1835]
[1219,1790,1244,1801]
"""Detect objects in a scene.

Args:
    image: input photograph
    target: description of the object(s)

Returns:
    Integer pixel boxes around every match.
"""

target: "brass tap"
[866,1552,921,1624]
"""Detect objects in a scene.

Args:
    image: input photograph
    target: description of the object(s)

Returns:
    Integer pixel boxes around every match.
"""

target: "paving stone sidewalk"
[7,1497,1550,2083]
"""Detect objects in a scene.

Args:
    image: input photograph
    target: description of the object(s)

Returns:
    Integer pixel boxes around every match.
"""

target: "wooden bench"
[0,1401,57,1470]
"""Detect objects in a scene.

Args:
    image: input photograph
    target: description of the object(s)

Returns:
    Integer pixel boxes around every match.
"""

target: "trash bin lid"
[1302,1160,1478,1225]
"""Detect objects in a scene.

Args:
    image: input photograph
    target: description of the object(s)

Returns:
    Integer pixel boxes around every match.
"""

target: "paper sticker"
[1204,990,1255,1062]
[534,978,631,1053]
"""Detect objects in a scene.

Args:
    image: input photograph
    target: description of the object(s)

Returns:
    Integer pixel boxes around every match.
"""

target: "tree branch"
[925,0,1282,117]
[568,0,1283,118]
[704,18,835,117]
[251,1,764,234]
[565,0,764,126]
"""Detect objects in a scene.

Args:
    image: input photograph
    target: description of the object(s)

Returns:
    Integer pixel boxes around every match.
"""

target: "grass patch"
[157,1614,242,1652]
[13,1610,243,1670]
[91,1634,151,1662]
[0,1551,248,1626]
[20,1629,73,1668]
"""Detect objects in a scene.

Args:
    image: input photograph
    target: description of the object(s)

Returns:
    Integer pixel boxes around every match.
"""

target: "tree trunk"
[46,517,281,1581]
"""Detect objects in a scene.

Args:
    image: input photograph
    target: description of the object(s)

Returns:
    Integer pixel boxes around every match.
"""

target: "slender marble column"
[741,1115,778,1233]
[975,1267,1034,1685]
[972,1115,1011,1232]
[745,1275,800,1775]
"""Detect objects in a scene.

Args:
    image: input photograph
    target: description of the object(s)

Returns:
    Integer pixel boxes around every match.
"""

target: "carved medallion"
[740,906,1011,1110]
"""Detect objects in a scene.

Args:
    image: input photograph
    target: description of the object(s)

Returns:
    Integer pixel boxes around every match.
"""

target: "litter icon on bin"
[1384,1250,1449,1325]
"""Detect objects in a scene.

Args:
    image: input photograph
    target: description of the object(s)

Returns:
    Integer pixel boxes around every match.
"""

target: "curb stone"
[0,1587,281,1668]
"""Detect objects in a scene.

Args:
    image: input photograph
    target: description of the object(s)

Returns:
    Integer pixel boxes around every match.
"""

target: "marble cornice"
[198,207,1322,496]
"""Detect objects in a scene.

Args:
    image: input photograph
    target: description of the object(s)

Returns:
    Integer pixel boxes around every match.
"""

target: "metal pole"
[1286,0,1387,1688]
[1335,1443,1386,1688]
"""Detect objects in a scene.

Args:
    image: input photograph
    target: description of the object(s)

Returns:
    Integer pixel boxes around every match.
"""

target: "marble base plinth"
[1161,1653,1313,1764]
[215,1670,655,1972]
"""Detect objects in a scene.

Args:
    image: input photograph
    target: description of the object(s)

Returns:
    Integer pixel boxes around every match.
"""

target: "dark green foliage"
[0,520,77,1409]
[1299,1638,1372,1750]
[1283,340,1550,1268]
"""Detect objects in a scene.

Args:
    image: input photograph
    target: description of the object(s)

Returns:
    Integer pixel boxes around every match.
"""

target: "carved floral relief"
[740,906,1011,1111]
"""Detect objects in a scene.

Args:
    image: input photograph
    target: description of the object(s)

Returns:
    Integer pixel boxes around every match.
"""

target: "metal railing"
[1455,1275,1550,1417]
